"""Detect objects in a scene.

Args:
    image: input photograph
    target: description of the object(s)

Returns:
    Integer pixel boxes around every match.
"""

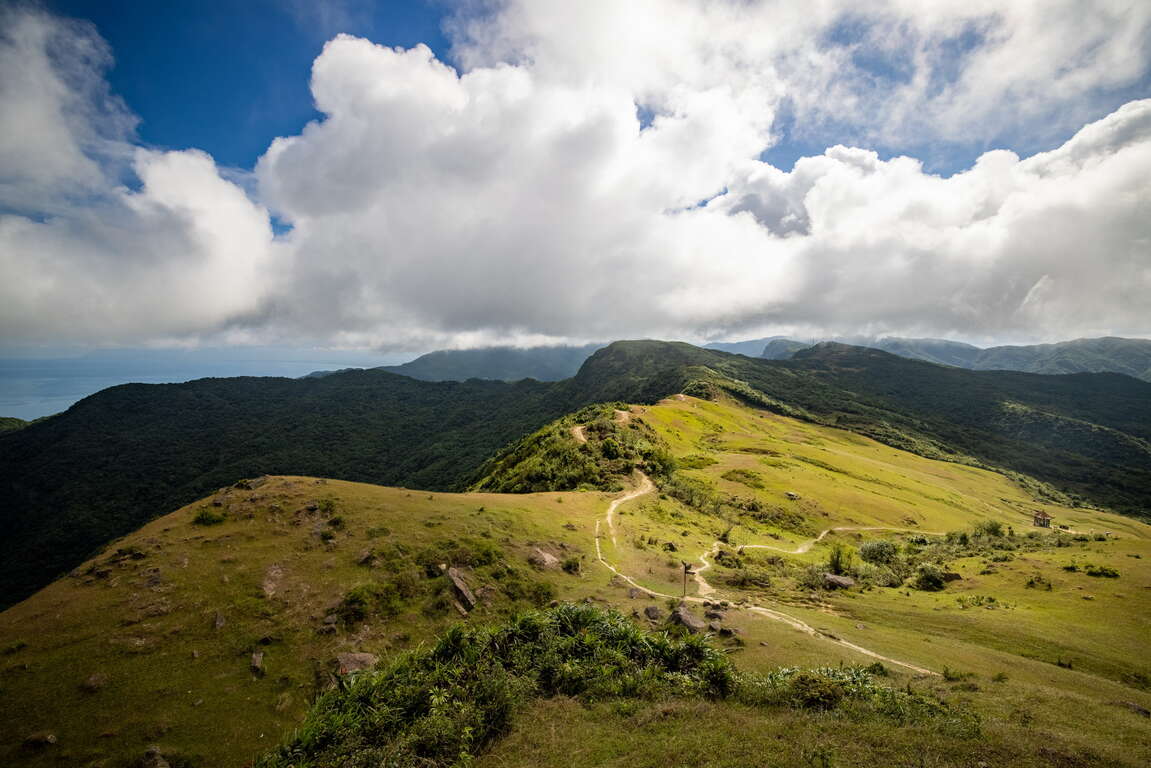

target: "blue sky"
[48,0,450,170]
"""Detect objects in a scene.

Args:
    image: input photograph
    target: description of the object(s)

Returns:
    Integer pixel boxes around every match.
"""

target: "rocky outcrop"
[447,567,476,611]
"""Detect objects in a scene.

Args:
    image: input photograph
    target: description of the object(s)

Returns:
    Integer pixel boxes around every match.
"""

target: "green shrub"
[974,520,1004,538]
[192,508,226,526]
[859,540,897,565]
[827,543,855,576]
[787,670,846,710]
[721,469,764,489]
[913,563,946,591]
[1084,564,1119,578]
[679,454,718,470]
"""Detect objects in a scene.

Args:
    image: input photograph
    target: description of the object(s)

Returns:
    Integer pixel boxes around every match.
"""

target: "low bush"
[192,508,226,526]
[859,540,897,565]
[258,606,973,768]
[913,563,946,591]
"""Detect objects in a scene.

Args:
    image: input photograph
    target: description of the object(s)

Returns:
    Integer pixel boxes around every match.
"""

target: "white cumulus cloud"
[1,1,1149,349]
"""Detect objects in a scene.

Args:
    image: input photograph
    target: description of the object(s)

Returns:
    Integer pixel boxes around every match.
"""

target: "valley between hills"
[2,392,1149,767]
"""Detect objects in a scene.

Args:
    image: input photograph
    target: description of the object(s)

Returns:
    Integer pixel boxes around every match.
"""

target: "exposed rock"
[822,573,855,590]
[704,609,724,620]
[234,476,267,491]
[447,567,477,611]
[643,605,664,621]
[212,611,226,631]
[1114,701,1151,718]
[670,605,707,634]
[942,572,963,583]
[81,673,109,693]
[335,652,379,675]
[785,492,800,500]
[357,549,377,567]
[22,731,57,748]
[322,614,338,625]
[708,621,722,632]
[719,627,740,637]
[528,547,561,569]
[627,587,643,599]
[141,745,171,768]
[262,564,284,598]
[251,652,265,677]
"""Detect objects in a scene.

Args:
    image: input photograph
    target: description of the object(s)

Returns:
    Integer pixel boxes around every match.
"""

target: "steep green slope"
[0,371,568,608]
[568,341,1151,515]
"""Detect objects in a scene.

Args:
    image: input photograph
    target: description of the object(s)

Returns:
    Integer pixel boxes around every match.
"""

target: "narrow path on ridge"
[593,470,938,676]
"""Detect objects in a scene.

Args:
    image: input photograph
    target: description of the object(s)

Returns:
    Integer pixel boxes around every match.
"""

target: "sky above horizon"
[2,0,1150,354]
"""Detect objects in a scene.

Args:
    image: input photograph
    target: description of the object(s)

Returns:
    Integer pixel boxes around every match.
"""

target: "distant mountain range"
[375,343,605,382]
[310,336,1151,385]
[755,336,1151,381]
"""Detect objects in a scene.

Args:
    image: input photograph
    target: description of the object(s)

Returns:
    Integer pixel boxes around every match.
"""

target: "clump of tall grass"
[258,605,973,768]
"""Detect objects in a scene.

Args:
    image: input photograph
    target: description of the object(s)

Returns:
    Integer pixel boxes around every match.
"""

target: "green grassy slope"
[572,341,1151,514]
[0,476,611,767]
[3,396,1150,767]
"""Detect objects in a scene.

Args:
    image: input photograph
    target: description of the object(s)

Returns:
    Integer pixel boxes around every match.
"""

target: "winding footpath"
[593,471,938,676]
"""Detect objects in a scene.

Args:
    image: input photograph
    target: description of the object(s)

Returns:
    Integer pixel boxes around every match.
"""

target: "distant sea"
[0,347,406,421]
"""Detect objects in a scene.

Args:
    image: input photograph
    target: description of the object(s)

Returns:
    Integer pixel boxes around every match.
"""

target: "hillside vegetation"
[3,396,1150,767]
[3,339,1149,609]
[472,404,675,493]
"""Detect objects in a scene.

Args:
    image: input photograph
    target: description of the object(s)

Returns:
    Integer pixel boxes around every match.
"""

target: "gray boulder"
[643,605,664,621]
[670,605,707,634]
[822,573,855,590]
[447,567,477,611]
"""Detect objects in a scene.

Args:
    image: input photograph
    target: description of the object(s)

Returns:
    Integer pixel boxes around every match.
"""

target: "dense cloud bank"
[1,1,1149,347]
